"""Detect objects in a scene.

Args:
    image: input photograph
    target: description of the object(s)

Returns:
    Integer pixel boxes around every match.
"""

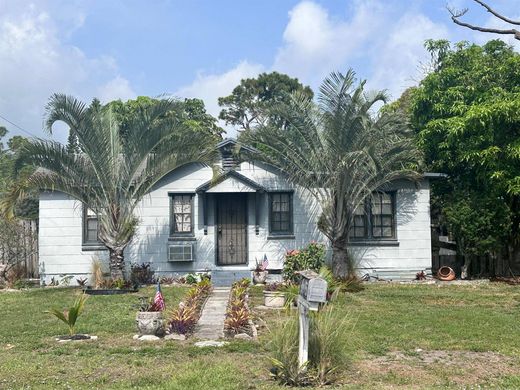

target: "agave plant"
[2,95,217,279]
[46,293,88,336]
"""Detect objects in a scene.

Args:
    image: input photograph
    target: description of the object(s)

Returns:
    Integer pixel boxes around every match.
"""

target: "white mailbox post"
[296,270,328,369]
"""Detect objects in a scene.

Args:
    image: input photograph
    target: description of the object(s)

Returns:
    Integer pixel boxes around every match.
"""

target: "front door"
[216,194,248,265]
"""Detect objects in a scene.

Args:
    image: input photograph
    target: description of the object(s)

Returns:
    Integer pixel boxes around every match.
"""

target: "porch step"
[211,270,251,287]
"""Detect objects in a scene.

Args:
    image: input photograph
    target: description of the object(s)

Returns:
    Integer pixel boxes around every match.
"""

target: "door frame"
[214,193,249,266]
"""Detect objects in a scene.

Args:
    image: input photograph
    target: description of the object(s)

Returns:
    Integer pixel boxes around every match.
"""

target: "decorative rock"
[55,334,97,342]
[234,333,252,340]
[133,334,140,340]
[136,335,161,341]
[194,340,228,348]
[165,333,186,341]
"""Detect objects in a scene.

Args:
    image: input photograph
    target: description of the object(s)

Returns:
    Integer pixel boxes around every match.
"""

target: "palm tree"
[242,70,420,277]
[3,94,217,279]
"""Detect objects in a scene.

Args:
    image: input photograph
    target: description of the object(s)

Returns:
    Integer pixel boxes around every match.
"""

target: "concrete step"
[211,270,251,287]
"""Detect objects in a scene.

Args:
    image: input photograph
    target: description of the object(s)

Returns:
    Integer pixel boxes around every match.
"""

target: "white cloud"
[0,3,135,142]
[98,75,136,104]
[272,0,387,85]
[174,61,264,136]
[368,13,450,99]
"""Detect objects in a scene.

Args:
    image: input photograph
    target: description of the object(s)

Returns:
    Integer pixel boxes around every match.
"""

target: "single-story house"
[38,139,436,285]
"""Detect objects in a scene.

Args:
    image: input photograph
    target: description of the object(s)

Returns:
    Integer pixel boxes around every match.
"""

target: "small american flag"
[153,282,165,311]
[261,254,269,271]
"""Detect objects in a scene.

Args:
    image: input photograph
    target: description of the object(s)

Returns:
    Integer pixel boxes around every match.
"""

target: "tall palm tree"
[242,70,420,277]
[3,94,217,279]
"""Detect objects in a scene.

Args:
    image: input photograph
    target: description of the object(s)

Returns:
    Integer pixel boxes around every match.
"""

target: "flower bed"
[168,279,212,337]
[224,279,256,338]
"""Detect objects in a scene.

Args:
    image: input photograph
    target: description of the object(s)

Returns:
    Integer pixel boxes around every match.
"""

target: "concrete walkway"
[194,287,230,340]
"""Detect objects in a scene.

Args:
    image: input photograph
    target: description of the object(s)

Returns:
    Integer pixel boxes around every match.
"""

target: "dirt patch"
[353,350,520,388]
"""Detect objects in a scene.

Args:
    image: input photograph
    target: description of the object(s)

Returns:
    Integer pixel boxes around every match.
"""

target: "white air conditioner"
[168,243,195,262]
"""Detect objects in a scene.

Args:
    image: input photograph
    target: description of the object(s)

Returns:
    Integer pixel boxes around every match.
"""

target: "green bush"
[309,305,354,385]
[268,304,354,386]
[283,242,325,283]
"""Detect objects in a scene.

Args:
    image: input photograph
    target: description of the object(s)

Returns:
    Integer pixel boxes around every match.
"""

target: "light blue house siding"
[38,142,433,284]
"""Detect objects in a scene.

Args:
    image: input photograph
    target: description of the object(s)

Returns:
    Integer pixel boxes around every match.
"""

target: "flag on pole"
[153,281,165,311]
[262,254,269,271]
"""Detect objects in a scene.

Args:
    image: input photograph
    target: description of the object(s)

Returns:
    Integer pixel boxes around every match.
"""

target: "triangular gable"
[196,170,266,193]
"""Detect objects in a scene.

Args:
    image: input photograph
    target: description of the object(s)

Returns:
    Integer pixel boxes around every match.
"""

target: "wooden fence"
[0,219,38,279]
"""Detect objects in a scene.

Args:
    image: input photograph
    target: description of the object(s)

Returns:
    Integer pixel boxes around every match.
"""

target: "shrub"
[308,305,354,385]
[268,304,354,386]
[168,279,213,335]
[169,303,198,334]
[46,293,88,336]
[268,315,308,386]
[90,258,103,289]
[283,242,325,283]
[130,263,156,286]
[225,278,252,335]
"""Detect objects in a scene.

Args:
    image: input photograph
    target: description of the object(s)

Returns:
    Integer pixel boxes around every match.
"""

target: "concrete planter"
[263,290,285,308]
[136,311,164,336]
[253,271,268,284]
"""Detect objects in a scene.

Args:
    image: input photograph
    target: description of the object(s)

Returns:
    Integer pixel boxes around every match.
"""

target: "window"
[83,206,100,245]
[351,204,367,239]
[349,192,396,240]
[371,193,394,238]
[269,192,293,234]
[170,194,194,235]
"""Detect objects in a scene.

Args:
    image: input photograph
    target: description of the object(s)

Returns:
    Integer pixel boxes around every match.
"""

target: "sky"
[1,0,519,142]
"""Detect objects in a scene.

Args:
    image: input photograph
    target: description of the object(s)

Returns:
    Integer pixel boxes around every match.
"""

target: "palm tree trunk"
[331,244,349,278]
[109,248,125,280]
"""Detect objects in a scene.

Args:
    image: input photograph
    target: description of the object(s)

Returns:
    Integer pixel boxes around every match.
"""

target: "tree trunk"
[461,254,471,279]
[331,245,349,278]
[109,248,125,280]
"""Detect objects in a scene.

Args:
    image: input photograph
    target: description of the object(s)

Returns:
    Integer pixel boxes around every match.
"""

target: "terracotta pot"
[136,311,164,336]
[253,271,268,284]
[437,266,456,281]
[263,290,285,307]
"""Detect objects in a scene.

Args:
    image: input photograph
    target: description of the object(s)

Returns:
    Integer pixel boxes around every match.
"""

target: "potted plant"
[263,282,286,308]
[253,256,269,284]
[136,285,166,336]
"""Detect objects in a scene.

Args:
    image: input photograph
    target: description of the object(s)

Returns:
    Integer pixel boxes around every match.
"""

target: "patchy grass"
[1,283,520,388]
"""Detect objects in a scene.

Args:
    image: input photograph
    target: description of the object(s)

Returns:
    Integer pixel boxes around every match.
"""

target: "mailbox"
[297,270,328,309]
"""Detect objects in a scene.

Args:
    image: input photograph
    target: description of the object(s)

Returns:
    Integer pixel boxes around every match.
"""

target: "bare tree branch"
[473,0,520,26]
[448,1,520,41]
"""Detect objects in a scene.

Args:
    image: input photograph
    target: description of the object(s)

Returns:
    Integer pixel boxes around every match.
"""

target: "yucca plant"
[46,294,88,336]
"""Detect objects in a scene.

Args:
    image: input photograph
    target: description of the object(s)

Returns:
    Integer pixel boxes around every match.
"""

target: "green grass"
[1,283,520,389]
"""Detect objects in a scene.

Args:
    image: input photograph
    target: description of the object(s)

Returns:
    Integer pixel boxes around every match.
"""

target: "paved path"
[194,287,230,340]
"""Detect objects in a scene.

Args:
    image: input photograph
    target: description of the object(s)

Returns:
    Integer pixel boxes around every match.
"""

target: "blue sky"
[1,0,519,141]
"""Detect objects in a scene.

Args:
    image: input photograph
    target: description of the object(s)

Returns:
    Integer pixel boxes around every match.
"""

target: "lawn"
[1,283,520,389]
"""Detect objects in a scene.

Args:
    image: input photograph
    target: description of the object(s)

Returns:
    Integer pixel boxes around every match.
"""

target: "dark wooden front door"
[216,194,248,265]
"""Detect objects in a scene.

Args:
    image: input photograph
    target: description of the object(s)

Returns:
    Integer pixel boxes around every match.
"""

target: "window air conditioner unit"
[168,243,195,262]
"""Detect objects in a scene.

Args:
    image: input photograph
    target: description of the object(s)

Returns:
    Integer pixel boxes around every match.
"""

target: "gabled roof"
[216,138,258,154]
[195,170,266,193]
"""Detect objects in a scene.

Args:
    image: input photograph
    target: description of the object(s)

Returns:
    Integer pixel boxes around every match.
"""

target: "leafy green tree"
[3,94,217,279]
[218,71,313,132]
[106,96,223,141]
[242,70,420,276]
[411,40,520,275]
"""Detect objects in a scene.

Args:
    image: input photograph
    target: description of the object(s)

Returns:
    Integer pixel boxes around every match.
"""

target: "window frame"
[82,205,102,247]
[268,191,294,236]
[169,193,195,237]
[349,191,397,242]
